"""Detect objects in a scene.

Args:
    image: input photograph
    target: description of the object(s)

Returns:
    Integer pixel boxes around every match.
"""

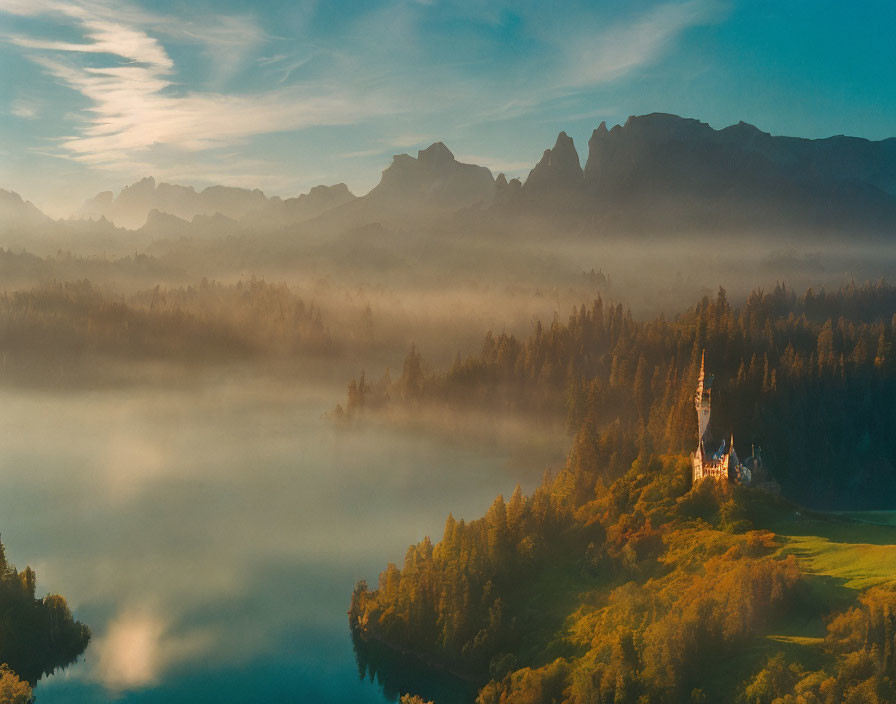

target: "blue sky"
[1,0,894,215]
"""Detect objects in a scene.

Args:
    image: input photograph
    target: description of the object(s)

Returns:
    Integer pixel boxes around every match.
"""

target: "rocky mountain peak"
[0,188,50,225]
[126,176,157,193]
[368,143,495,209]
[418,142,455,166]
[522,131,584,197]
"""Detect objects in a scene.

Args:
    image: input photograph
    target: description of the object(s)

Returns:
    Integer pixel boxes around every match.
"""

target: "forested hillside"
[348,282,896,703]
[343,282,896,509]
[351,446,896,703]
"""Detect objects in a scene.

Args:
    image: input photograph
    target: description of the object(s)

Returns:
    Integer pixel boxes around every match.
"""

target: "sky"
[1,0,894,217]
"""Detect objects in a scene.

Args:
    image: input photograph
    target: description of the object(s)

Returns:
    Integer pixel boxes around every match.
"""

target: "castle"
[691,352,754,485]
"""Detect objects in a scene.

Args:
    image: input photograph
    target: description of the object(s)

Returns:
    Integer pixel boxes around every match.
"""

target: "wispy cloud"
[338,148,388,159]
[256,51,315,85]
[370,0,722,127]
[158,12,269,85]
[559,0,721,89]
[9,17,173,69]
[34,53,378,164]
[0,0,725,208]
[1,0,395,173]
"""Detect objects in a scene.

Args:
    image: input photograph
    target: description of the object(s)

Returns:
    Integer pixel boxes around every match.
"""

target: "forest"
[0,279,334,382]
[0,537,90,701]
[348,282,896,703]
[341,281,896,509]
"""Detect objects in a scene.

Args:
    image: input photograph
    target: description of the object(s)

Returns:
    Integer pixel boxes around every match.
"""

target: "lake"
[0,370,550,703]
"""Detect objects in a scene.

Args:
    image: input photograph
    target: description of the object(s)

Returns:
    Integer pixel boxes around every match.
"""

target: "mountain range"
[3,113,895,245]
[77,177,357,230]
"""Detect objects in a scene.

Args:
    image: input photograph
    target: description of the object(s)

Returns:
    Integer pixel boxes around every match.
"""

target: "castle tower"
[694,350,712,442]
[692,351,708,482]
[691,352,751,486]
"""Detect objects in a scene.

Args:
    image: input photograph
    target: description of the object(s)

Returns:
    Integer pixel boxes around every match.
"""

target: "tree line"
[343,281,896,509]
[0,537,90,695]
[348,281,896,703]
[0,278,333,376]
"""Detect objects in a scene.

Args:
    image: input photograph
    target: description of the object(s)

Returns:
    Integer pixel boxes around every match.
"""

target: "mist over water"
[0,372,550,703]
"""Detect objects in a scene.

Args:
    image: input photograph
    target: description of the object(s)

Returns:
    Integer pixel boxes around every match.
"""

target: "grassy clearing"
[768,512,896,591]
[782,534,896,589]
[697,507,896,699]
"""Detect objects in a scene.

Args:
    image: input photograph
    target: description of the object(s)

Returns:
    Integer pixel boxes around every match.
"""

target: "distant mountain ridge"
[79,177,269,229]
[367,142,495,209]
[0,189,51,228]
[5,112,896,243]
[79,177,356,230]
[500,113,896,235]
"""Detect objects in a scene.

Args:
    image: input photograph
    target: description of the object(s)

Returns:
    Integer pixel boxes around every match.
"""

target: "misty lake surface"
[0,371,544,703]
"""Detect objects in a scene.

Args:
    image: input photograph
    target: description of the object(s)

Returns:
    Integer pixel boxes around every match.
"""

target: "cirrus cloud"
[2,0,396,171]
[0,0,723,209]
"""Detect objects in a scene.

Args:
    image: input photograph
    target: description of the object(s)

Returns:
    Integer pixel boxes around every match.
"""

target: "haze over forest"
[3,112,896,319]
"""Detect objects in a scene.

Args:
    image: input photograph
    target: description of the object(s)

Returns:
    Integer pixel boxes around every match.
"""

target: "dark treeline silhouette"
[0,248,181,288]
[344,281,896,509]
[0,278,332,375]
[0,537,90,688]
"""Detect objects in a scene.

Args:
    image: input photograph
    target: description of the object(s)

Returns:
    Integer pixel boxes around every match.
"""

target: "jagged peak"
[722,120,766,136]
[296,183,355,201]
[144,208,187,222]
[127,176,157,191]
[543,131,582,171]
[623,112,710,134]
[554,131,574,148]
[418,141,455,164]
[324,182,354,196]
[588,122,610,152]
[0,188,26,203]
[522,131,584,196]
[623,112,697,126]
[200,184,261,197]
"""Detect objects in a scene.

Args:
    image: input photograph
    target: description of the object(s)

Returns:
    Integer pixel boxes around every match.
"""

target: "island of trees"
[0,537,90,702]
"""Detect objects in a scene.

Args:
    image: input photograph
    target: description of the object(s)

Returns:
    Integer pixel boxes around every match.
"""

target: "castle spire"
[691,353,752,486]
[695,349,711,441]
[696,350,705,399]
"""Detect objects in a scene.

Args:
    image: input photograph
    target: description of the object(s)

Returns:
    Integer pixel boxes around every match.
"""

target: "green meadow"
[776,512,896,591]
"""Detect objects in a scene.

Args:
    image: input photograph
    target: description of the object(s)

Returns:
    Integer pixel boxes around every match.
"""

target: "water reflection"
[352,631,475,704]
[0,372,551,702]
